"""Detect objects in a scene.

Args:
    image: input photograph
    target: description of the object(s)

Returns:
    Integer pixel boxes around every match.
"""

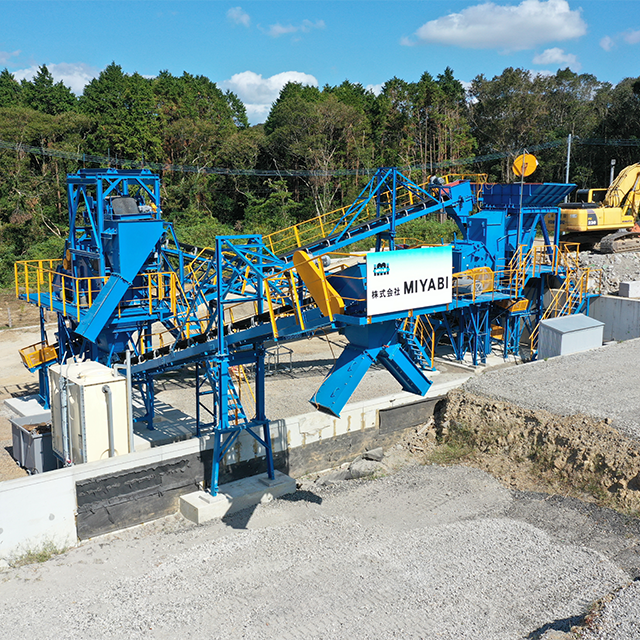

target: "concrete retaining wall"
[588,294,640,342]
[0,383,454,560]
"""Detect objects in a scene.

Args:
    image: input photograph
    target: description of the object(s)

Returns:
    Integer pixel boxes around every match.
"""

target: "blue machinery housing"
[15,167,593,494]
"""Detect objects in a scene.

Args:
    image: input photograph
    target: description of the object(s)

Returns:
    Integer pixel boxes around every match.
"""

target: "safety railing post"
[48,269,53,311]
[36,261,42,307]
[75,279,81,321]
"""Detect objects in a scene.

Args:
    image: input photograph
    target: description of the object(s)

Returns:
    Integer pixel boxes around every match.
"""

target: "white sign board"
[366,246,452,316]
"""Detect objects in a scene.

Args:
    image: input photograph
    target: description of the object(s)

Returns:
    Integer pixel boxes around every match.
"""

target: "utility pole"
[564,133,572,202]
[610,159,616,185]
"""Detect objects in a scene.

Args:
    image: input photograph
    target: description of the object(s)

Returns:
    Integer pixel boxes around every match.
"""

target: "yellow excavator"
[556,162,640,253]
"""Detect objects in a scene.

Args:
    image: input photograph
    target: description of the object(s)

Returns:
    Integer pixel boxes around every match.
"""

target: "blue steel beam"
[310,321,433,417]
[16,167,588,493]
[279,169,475,261]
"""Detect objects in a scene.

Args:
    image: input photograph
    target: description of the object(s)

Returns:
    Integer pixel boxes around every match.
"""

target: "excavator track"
[598,228,640,253]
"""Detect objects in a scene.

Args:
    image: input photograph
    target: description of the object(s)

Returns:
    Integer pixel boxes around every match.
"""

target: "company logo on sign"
[373,261,390,276]
[366,246,452,316]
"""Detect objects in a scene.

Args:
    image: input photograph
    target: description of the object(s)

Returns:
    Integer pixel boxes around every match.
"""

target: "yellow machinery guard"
[293,251,345,318]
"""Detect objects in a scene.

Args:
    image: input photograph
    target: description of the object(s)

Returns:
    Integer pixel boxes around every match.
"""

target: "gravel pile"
[463,338,640,441]
[579,580,640,639]
[578,250,640,295]
[462,331,640,639]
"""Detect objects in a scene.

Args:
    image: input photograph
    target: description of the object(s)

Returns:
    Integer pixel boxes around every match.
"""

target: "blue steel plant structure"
[15,167,594,494]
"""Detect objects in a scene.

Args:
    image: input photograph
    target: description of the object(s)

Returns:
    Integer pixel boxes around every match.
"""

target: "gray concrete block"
[619,281,640,298]
[180,471,296,524]
[4,396,49,418]
[538,313,604,359]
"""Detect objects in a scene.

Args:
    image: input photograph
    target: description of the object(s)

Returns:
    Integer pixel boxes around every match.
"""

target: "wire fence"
[2,137,639,178]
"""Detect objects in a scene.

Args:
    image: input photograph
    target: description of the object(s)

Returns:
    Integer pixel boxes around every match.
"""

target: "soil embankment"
[432,388,640,515]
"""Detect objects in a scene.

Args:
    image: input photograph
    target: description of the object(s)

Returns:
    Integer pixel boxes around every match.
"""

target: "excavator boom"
[557,162,640,252]
[604,162,640,216]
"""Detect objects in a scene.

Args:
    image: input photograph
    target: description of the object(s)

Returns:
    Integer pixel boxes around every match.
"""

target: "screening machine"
[15,167,594,493]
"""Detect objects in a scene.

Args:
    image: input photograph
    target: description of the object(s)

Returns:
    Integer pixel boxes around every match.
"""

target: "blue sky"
[1,0,639,124]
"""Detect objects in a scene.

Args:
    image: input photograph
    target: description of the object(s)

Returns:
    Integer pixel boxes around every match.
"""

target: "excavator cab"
[575,188,607,204]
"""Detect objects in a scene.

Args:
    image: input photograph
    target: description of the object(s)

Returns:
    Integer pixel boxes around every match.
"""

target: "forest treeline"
[1,62,640,286]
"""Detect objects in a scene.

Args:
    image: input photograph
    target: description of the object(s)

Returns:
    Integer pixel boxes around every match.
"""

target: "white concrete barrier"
[0,381,457,560]
[0,468,76,561]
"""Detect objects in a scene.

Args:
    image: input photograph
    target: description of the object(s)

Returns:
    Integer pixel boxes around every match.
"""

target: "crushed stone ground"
[0,464,637,640]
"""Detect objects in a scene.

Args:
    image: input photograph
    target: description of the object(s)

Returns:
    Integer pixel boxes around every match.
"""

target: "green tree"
[0,69,21,108]
[264,83,373,215]
[151,70,252,225]
[80,63,162,162]
[369,69,475,182]
[0,105,93,284]
[244,178,301,233]
[408,68,475,181]
[21,65,76,115]
[469,68,550,180]
[592,77,640,175]
[535,68,606,183]
[376,77,414,167]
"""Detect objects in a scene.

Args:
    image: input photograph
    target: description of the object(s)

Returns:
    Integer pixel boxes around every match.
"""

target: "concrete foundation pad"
[4,395,49,418]
[180,471,296,524]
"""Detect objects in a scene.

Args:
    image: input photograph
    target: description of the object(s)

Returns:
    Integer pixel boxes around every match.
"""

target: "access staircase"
[398,316,435,370]
[529,266,601,354]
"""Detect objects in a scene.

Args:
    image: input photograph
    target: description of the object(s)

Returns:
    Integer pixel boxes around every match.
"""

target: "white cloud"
[403,0,586,51]
[623,29,640,45]
[530,68,555,78]
[265,19,325,38]
[13,62,100,94]
[227,7,250,27]
[243,102,272,124]
[366,83,384,96]
[221,70,318,125]
[12,65,38,82]
[532,47,581,70]
[600,29,640,51]
[267,23,298,37]
[600,35,615,51]
[0,50,20,66]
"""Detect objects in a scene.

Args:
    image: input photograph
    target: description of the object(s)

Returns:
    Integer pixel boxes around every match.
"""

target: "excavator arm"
[604,162,640,217]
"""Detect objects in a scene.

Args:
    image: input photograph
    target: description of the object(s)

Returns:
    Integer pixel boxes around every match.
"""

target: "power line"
[1,137,639,178]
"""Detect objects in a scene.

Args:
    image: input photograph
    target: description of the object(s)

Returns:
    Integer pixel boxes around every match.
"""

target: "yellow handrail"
[259,173,487,258]
[529,266,601,349]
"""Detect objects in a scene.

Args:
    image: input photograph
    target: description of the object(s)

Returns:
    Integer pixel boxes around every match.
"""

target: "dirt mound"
[430,388,640,514]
